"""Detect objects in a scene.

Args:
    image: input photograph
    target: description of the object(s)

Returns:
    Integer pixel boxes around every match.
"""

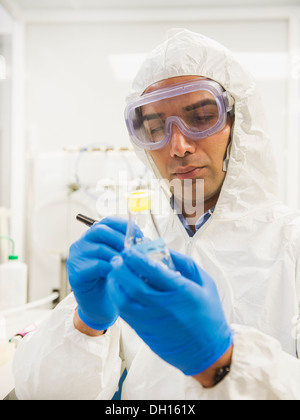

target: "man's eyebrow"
[183,99,217,112]
[142,113,165,122]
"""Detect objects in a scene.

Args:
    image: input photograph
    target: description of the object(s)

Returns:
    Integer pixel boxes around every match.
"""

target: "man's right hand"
[67,217,142,332]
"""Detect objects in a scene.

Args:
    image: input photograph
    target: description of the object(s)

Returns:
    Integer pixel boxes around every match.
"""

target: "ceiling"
[9,0,300,10]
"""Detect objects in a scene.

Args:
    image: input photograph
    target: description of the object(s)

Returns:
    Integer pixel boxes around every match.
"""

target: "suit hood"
[126,28,279,219]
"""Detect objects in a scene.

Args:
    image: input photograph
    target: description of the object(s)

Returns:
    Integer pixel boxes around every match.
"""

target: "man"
[13,29,300,399]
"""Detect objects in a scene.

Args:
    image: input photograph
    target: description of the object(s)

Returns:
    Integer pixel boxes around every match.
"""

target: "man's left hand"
[107,247,233,377]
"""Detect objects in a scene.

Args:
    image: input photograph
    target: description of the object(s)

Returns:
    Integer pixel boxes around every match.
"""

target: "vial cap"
[127,191,151,213]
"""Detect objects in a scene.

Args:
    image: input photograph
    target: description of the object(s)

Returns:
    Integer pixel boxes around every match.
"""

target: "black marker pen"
[76,214,98,227]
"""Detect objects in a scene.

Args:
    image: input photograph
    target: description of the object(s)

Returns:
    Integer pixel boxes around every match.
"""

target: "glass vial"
[125,191,175,270]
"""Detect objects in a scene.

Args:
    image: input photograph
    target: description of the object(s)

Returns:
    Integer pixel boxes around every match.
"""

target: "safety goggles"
[125,80,234,151]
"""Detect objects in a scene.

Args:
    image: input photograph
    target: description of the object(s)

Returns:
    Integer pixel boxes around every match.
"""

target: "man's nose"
[169,124,196,158]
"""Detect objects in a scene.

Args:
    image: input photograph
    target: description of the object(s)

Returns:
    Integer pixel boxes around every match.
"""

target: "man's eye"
[187,113,218,127]
[151,126,164,134]
[195,115,215,122]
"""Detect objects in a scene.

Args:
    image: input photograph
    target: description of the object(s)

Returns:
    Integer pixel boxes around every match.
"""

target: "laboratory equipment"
[0,256,28,311]
[0,236,27,311]
[125,190,175,270]
[9,323,39,348]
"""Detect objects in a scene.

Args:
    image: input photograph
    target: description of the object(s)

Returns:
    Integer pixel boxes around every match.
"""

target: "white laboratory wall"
[26,21,285,140]
[0,4,13,263]
[27,149,148,300]
[25,19,290,189]
[22,13,300,300]
[0,5,12,211]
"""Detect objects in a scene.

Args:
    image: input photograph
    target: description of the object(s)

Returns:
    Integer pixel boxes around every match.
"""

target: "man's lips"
[172,166,206,180]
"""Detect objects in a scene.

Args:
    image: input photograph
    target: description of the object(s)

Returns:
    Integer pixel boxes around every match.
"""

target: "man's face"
[144,76,233,211]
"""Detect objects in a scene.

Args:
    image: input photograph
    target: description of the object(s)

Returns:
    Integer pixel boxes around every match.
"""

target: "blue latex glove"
[108,248,233,375]
[67,216,143,331]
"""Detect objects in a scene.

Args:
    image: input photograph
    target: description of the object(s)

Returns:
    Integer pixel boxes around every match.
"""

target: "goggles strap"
[223,140,232,172]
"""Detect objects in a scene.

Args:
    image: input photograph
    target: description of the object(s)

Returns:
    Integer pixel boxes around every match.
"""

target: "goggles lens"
[125,80,234,151]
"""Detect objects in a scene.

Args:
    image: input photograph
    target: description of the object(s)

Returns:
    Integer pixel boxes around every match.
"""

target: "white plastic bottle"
[125,190,175,270]
[0,256,28,311]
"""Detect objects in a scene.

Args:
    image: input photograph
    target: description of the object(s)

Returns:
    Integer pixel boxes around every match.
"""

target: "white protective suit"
[13,29,300,400]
